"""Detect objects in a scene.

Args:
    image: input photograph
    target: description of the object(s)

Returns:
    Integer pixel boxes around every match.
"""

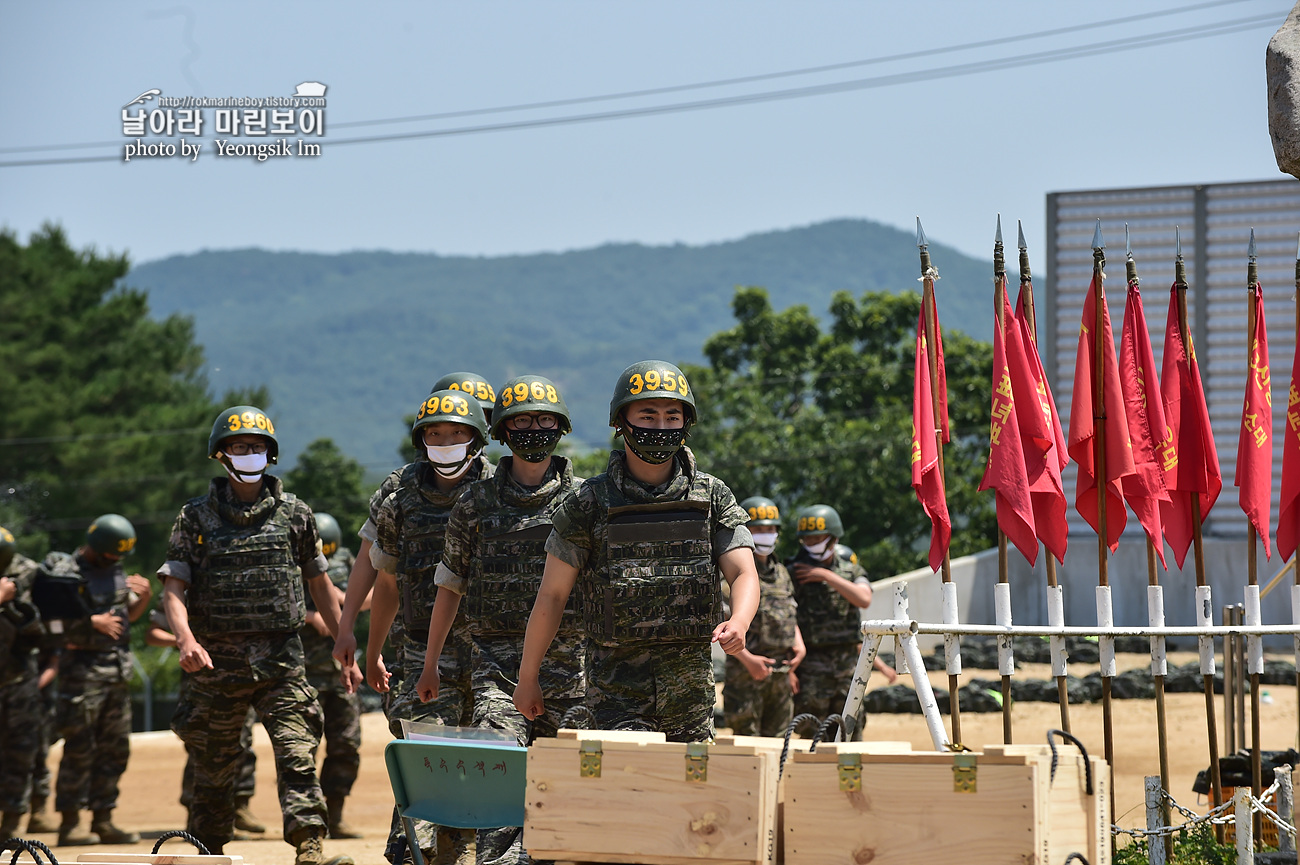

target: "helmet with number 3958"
[208,405,279,463]
[608,360,697,428]
[411,389,489,449]
[431,371,497,418]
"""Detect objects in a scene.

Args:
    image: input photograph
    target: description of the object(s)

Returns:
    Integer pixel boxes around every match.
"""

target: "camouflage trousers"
[791,644,860,723]
[385,639,473,865]
[171,671,326,848]
[471,634,585,865]
[308,676,362,800]
[722,656,793,738]
[587,641,714,744]
[181,704,257,808]
[29,682,56,804]
[55,678,132,812]
[0,672,41,812]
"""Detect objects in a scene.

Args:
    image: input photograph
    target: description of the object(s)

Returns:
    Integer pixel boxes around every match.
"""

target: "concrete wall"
[871,536,1294,651]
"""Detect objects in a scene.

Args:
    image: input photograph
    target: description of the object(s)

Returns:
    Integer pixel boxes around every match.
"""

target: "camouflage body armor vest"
[789,550,860,647]
[188,495,304,637]
[581,477,719,647]
[393,485,453,641]
[751,558,797,656]
[79,559,132,653]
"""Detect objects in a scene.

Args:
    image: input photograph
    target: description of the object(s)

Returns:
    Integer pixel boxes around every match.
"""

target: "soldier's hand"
[333,629,358,668]
[367,653,391,694]
[789,670,801,695]
[91,611,125,640]
[791,563,830,584]
[875,658,899,684]
[416,666,440,703]
[513,677,545,721]
[712,619,745,655]
[340,663,364,694]
[0,577,13,604]
[743,653,776,682]
[306,612,330,637]
[126,574,153,599]
[177,636,213,673]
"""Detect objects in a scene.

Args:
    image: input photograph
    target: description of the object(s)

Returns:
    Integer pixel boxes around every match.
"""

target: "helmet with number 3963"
[607,360,697,428]
[411,389,489,449]
[431,371,497,418]
[208,405,279,463]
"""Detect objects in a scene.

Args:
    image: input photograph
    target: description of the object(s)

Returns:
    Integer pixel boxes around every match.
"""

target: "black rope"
[811,713,847,752]
[152,830,210,855]
[18,842,53,865]
[1047,729,1094,795]
[1062,854,1091,865]
[779,713,821,779]
[559,704,596,730]
[3,839,44,865]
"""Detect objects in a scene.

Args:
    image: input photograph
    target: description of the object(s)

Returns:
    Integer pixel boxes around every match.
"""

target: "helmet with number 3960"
[411,389,489,449]
[607,360,697,428]
[208,405,279,463]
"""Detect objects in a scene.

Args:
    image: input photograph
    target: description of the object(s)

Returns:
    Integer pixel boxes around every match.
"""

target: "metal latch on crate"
[837,754,862,792]
[952,752,978,793]
[579,741,602,778]
[685,743,709,782]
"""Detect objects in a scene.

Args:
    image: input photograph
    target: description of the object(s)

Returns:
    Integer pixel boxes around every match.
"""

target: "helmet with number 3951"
[208,405,279,463]
[607,360,697,428]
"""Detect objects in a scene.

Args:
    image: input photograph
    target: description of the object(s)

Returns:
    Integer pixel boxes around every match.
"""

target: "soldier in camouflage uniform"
[35,514,152,846]
[0,527,46,838]
[158,406,350,865]
[515,360,760,743]
[722,498,804,737]
[304,513,363,839]
[786,505,877,723]
[26,645,60,835]
[369,390,493,865]
[416,375,584,865]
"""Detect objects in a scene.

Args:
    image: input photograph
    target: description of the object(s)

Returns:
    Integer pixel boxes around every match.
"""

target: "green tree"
[283,437,370,544]
[684,286,995,577]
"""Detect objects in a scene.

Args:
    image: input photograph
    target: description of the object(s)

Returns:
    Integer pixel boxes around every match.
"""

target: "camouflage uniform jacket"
[437,455,582,636]
[546,447,754,648]
[43,550,133,684]
[159,475,327,678]
[788,547,867,648]
[747,555,798,658]
[0,553,41,686]
[301,546,355,680]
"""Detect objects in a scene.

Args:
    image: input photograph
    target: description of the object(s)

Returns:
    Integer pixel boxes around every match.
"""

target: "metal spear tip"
[1175,226,1183,260]
[1091,219,1104,251]
[995,214,1003,245]
[916,217,928,249]
[1248,228,1257,262]
[1125,223,1132,259]
[1017,219,1027,251]
[1296,230,1300,260]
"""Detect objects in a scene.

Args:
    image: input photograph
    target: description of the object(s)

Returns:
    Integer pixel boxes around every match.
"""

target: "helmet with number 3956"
[607,360,697,428]
[411,389,489,449]
[208,405,279,463]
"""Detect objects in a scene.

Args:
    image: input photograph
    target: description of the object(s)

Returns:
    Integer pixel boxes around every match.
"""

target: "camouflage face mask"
[622,422,688,465]
[505,428,563,463]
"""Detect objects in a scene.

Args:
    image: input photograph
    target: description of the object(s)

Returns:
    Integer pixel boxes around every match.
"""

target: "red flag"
[1067,273,1136,551]
[925,290,951,443]
[1159,285,1222,569]
[1008,285,1069,563]
[912,305,952,572]
[979,280,1038,564]
[1278,316,1300,561]
[1236,284,1273,558]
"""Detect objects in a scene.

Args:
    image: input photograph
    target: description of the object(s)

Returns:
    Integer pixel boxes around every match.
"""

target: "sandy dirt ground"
[17,651,1297,865]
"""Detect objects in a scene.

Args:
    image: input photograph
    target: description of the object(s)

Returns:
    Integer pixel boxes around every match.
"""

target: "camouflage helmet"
[835,543,859,566]
[740,496,782,527]
[608,360,697,427]
[315,512,342,557]
[0,526,14,574]
[794,504,844,539]
[86,513,137,557]
[431,372,497,418]
[208,405,279,463]
[411,389,489,450]
[491,375,572,441]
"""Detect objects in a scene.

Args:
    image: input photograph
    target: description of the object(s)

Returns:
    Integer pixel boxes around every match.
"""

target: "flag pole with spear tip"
[1090,220,1118,797]
[1018,220,1071,732]
[1175,226,1225,832]
[994,215,1015,744]
[1127,224,1172,830]
[918,217,961,744]
[1244,228,1264,839]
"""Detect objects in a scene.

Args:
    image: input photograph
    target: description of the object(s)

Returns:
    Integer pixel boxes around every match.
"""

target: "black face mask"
[622,422,688,465]
[505,428,563,463]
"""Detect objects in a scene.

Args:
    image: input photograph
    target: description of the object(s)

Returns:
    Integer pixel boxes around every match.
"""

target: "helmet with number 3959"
[431,371,497,418]
[208,405,279,463]
[411,389,489,449]
[607,360,697,428]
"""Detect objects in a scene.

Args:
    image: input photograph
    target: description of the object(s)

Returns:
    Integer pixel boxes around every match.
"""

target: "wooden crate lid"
[534,736,763,757]
[554,729,667,744]
[791,742,1035,765]
[714,733,814,754]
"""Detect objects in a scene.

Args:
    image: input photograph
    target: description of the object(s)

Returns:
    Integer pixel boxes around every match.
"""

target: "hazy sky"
[0,1,1291,268]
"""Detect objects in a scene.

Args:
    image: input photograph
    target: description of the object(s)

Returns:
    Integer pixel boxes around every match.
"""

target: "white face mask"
[801,537,831,558]
[225,452,268,483]
[751,531,778,556]
[426,443,472,478]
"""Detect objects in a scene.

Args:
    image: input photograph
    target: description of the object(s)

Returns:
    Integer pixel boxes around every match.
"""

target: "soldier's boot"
[26,797,58,834]
[1,811,22,838]
[292,830,355,865]
[90,810,139,845]
[233,801,266,834]
[326,797,362,839]
[191,835,223,856]
[57,811,100,846]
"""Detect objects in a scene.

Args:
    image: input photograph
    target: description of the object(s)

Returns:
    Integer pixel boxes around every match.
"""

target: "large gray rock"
[1268,2,1300,178]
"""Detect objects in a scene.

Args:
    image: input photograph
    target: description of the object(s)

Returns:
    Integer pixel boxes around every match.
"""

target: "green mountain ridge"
[127,218,996,469]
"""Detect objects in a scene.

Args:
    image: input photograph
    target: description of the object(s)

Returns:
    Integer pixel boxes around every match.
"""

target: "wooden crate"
[783,742,1110,865]
[525,729,778,865]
